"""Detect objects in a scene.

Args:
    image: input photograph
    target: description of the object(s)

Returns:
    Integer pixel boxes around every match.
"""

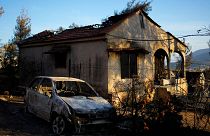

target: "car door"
[35,78,53,121]
[26,77,43,114]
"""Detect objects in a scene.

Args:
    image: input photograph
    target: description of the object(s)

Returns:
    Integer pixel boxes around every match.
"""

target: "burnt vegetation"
[101,0,151,28]
[112,75,209,135]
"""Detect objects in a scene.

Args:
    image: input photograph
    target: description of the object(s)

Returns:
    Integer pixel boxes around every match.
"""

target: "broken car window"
[56,81,79,97]
[77,82,97,97]
[55,81,97,97]
[39,78,53,97]
[29,78,42,91]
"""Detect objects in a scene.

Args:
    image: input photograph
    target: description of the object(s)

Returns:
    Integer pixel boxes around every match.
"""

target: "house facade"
[18,8,188,100]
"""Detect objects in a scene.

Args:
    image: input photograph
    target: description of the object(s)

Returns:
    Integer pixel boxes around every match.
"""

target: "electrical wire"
[177,34,210,39]
[106,33,172,42]
[107,33,210,42]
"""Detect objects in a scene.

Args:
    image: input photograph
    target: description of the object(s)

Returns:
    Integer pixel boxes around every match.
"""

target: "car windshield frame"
[54,80,98,97]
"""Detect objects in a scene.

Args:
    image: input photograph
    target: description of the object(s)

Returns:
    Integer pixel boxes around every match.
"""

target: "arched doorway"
[171,51,184,78]
[154,49,169,84]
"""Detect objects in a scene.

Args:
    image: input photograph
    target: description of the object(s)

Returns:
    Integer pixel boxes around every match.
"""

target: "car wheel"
[52,115,66,135]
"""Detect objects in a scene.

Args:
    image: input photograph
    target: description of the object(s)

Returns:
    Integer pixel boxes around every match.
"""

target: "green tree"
[0,9,31,91]
[13,9,31,43]
[0,6,4,43]
[185,51,192,69]
[1,42,18,69]
[0,42,18,90]
[185,45,193,69]
[0,6,3,16]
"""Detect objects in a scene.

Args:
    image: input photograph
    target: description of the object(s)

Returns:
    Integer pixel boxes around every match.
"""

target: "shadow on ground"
[0,95,209,136]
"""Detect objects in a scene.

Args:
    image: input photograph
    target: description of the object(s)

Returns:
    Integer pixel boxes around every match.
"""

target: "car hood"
[61,96,113,113]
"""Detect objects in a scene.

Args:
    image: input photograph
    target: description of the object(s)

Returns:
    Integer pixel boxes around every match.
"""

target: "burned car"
[24,76,116,135]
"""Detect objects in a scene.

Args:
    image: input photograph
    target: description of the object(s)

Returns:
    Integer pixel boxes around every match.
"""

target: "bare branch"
[197,25,210,35]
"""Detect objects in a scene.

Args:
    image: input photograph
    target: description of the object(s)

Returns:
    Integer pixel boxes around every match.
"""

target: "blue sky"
[0,0,210,52]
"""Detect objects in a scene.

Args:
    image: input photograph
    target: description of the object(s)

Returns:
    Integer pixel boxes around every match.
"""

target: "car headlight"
[74,113,91,124]
[76,117,89,124]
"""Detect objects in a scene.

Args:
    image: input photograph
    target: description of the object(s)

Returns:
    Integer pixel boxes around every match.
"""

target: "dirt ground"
[0,95,117,136]
[0,95,210,136]
[0,95,52,136]
[181,111,210,132]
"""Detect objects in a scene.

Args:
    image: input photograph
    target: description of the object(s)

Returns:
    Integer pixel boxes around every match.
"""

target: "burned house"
[18,7,188,99]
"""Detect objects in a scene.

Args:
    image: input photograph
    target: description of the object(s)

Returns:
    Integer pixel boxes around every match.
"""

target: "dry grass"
[180,111,210,132]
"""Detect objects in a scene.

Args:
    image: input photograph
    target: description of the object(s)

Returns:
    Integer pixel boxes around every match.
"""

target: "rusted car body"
[24,76,116,135]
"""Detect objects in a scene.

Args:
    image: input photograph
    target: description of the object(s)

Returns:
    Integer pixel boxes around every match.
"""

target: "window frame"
[120,52,138,79]
[139,14,145,29]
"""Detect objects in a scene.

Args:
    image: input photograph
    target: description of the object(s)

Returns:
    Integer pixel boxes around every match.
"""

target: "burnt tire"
[52,115,66,135]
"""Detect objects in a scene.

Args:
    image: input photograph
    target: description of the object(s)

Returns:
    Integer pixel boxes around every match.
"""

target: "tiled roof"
[18,26,112,45]
[18,7,162,46]
[48,26,111,41]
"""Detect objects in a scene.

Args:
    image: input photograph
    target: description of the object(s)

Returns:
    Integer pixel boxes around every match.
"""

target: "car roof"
[35,76,85,82]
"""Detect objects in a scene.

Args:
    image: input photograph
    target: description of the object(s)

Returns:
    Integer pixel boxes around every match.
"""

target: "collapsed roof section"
[18,6,185,48]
